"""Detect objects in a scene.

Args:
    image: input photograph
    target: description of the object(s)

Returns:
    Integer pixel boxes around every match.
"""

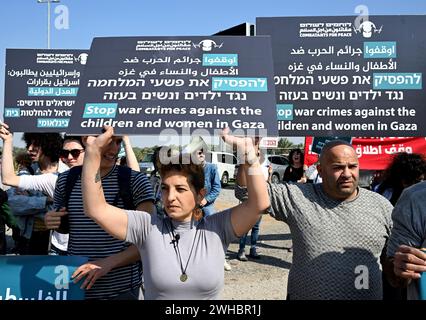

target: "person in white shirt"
[0,122,85,254]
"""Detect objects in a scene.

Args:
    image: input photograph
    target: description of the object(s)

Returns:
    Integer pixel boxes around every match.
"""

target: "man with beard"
[268,140,393,299]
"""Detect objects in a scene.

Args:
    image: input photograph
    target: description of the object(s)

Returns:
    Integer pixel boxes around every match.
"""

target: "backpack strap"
[113,165,135,210]
[64,166,82,208]
[64,165,135,210]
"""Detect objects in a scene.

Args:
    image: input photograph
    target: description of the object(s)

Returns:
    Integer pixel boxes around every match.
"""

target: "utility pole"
[37,0,60,48]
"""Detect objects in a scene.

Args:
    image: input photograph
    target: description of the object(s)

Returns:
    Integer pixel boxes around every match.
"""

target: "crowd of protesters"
[0,123,425,300]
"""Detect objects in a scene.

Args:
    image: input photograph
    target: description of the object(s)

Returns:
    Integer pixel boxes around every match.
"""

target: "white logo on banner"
[353,20,383,38]
[193,40,223,51]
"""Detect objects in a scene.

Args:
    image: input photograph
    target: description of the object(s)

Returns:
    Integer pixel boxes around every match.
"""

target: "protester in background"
[0,124,85,255]
[117,136,140,171]
[0,124,63,255]
[7,152,33,251]
[282,148,307,252]
[386,181,426,300]
[375,152,426,300]
[75,126,269,300]
[194,148,228,269]
[15,152,34,175]
[376,152,426,205]
[196,148,221,217]
[236,138,271,261]
[0,175,11,254]
[305,160,322,184]
[370,170,384,192]
[148,147,164,217]
[283,148,307,184]
[0,152,15,254]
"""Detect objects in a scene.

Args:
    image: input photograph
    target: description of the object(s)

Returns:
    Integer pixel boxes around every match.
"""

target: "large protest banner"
[0,255,87,300]
[304,136,426,170]
[4,49,89,132]
[66,36,278,136]
[257,16,426,136]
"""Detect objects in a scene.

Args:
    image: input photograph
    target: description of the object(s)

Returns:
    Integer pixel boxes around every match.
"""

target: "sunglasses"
[59,149,84,159]
[197,151,204,155]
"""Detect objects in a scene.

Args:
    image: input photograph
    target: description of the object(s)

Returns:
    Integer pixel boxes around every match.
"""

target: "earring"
[193,205,203,221]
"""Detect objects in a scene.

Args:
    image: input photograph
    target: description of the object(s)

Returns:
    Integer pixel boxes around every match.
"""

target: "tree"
[132,147,144,162]
[278,138,296,149]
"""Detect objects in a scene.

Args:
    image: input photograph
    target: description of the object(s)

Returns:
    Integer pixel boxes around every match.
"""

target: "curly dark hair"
[15,151,34,174]
[288,148,304,166]
[158,153,205,194]
[23,132,64,163]
[377,152,426,205]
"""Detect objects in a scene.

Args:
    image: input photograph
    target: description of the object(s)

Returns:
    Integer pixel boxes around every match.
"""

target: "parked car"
[265,154,289,183]
[233,154,289,184]
[138,153,155,176]
[205,151,237,186]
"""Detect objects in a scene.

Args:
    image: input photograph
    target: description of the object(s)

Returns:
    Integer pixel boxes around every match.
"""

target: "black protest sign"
[4,49,89,132]
[257,15,426,136]
[67,36,277,136]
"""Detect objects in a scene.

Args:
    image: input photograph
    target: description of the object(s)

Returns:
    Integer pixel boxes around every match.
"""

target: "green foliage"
[132,147,144,162]
[274,138,305,156]
[278,138,296,149]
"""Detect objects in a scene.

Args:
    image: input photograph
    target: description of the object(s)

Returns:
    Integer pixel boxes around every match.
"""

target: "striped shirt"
[53,165,154,299]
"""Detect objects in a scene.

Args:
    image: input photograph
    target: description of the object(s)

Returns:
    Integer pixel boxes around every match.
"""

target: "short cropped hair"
[319,140,354,164]
[158,154,205,193]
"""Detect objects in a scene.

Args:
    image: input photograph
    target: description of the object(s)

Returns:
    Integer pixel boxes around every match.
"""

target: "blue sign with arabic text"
[0,255,87,300]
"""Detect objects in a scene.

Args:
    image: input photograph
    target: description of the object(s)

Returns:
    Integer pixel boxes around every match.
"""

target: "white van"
[205,151,237,186]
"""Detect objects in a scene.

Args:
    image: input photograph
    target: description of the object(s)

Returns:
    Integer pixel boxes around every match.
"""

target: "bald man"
[268,140,393,300]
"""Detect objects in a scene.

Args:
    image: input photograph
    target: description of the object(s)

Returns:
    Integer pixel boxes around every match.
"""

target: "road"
[215,184,292,300]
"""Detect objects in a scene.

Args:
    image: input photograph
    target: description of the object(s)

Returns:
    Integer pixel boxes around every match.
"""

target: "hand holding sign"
[220,127,257,165]
[0,122,13,143]
[82,125,114,154]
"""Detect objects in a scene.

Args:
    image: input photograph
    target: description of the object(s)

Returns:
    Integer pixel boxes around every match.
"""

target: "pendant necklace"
[168,219,200,282]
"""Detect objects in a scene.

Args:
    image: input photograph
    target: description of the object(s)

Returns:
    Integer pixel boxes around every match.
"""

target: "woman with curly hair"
[377,152,426,205]
[0,128,64,254]
[283,148,307,184]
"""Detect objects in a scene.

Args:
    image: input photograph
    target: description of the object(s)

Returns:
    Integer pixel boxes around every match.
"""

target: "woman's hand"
[72,258,114,290]
[0,122,13,143]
